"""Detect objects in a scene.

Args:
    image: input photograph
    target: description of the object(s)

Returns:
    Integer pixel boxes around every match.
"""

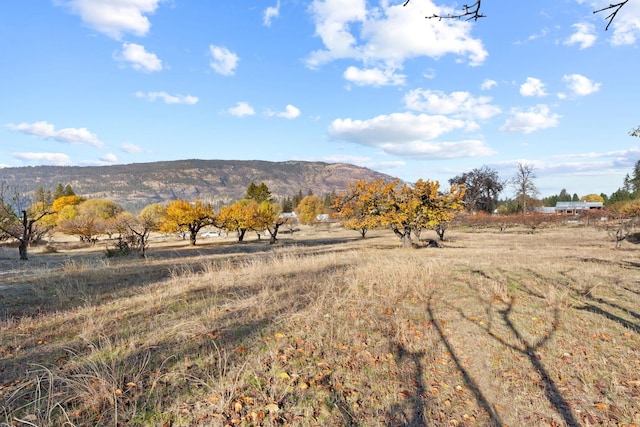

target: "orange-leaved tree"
[381,179,466,247]
[162,199,216,245]
[332,178,393,238]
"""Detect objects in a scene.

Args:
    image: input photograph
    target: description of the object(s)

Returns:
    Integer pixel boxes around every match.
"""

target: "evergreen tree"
[63,184,75,197]
[53,183,65,200]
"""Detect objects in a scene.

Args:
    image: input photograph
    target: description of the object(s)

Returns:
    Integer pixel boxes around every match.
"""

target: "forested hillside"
[0,159,394,211]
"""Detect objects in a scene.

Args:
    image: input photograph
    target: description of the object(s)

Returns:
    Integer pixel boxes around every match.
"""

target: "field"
[1,224,639,426]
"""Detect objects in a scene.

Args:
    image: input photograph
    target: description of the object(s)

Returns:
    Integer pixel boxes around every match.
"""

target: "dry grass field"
[1,224,639,426]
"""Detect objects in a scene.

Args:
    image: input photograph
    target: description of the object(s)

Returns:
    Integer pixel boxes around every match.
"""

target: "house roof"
[555,201,603,209]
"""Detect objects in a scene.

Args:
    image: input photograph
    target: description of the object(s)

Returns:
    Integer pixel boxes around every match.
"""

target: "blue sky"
[1,1,639,198]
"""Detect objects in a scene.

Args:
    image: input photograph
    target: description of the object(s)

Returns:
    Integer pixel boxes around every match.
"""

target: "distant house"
[554,201,603,215]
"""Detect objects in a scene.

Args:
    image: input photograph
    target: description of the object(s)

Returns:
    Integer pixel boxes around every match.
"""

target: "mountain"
[0,159,395,211]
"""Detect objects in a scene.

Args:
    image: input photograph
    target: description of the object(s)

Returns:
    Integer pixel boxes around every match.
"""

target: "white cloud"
[276,104,301,119]
[209,45,239,76]
[121,142,143,153]
[564,22,597,49]
[263,1,280,26]
[327,111,495,159]
[520,77,547,97]
[100,153,118,163]
[480,79,497,90]
[6,121,104,147]
[500,104,560,134]
[135,91,198,104]
[306,0,487,86]
[228,102,255,117]
[403,89,501,120]
[59,0,164,40]
[563,73,601,96]
[116,42,163,72]
[381,140,496,159]
[343,66,406,87]
[13,152,72,166]
[329,112,467,144]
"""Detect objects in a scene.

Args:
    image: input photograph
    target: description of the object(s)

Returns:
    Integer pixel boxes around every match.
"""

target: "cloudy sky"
[1,0,639,198]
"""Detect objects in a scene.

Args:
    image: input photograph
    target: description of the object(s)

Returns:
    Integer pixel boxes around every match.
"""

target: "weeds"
[1,227,639,426]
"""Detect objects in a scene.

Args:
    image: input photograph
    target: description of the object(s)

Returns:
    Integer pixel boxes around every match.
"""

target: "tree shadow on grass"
[1,261,344,425]
[0,237,359,320]
[386,343,430,427]
[446,281,580,427]
[426,296,504,427]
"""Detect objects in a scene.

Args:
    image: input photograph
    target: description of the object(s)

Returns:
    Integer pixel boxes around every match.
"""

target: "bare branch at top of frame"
[593,0,630,31]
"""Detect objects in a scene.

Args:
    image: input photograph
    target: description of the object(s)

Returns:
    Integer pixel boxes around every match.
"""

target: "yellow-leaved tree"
[161,199,216,245]
[580,194,605,203]
[295,195,325,225]
[218,199,259,242]
[252,200,292,244]
[332,179,393,238]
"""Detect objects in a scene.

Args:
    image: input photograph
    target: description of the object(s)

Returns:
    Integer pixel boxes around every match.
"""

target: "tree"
[332,178,392,238]
[57,199,124,243]
[449,165,504,213]
[403,0,631,31]
[511,163,539,215]
[117,203,166,257]
[245,182,272,203]
[0,183,54,260]
[218,199,259,242]
[162,199,216,245]
[580,194,605,203]
[295,195,326,225]
[628,159,640,196]
[381,179,465,247]
[604,199,640,248]
[252,201,292,244]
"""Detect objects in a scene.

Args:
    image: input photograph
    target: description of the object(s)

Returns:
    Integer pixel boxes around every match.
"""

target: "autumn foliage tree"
[295,195,326,225]
[381,179,466,247]
[57,199,124,243]
[332,179,391,238]
[116,203,166,257]
[218,199,259,242]
[162,199,216,246]
[252,201,292,244]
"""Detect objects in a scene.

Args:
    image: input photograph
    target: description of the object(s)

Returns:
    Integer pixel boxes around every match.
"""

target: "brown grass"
[1,225,639,426]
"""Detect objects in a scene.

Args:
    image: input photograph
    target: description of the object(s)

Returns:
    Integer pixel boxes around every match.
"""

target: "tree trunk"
[18,240,28,261]
[269,224,280,244]
[237,228,246,242]
[189,230,197,246]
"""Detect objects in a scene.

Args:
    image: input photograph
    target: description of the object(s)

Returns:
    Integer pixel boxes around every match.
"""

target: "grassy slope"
[1,225,639,426]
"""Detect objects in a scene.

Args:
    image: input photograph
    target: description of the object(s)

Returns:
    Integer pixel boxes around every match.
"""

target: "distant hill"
[0,159,395,211]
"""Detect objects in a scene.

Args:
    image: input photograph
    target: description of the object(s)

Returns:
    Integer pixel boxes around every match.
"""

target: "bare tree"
[511,163,539,216]
[0,183,53,260]
[403,0,632,30]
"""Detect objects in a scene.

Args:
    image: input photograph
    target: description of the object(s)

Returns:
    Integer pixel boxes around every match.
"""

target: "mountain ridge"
[0,159,396,211]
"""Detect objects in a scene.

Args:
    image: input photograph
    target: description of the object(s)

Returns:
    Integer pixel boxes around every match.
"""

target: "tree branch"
[404,0,485,22]
[593,0,630,31]
[403,0,631,29]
